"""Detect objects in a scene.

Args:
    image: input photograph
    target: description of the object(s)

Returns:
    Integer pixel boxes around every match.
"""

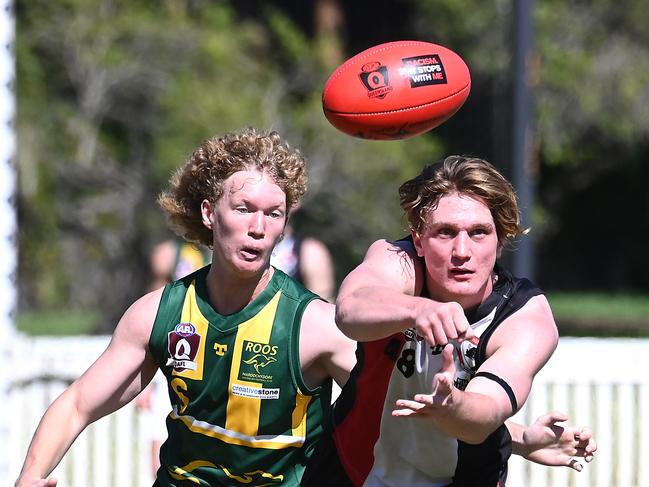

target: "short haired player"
[306,155,595,486]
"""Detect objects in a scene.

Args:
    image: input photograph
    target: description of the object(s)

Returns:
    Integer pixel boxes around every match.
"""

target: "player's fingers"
[568,458,583,472]
[395,399,426,410]
[577,426,592,440]
[540,410,569,425]
[431,319,449,346]
[458,321,475,341]
[415,318,439,346]
[392,408,417,417]
[578,428,597,452]
[392,399,429,417]
[441,317,459,341]
[432,371,454,400]
[575,445,596,462]
[440,343,454,371]
[448,305,473,341]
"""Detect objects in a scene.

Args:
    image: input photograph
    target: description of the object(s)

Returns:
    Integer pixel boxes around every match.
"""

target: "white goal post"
[0,0,17,481]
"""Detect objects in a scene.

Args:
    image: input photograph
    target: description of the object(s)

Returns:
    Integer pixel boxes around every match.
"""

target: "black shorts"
[301,429,355,487]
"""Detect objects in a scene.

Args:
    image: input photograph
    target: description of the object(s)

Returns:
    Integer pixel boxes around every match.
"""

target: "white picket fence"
[4,336,649,487]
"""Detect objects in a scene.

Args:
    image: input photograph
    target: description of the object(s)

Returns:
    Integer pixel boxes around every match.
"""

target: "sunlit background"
[2,1,649,485]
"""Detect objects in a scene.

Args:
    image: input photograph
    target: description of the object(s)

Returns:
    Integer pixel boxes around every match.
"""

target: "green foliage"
[536,0,649,164]
[16,0,440,330]
[15,0,649,334]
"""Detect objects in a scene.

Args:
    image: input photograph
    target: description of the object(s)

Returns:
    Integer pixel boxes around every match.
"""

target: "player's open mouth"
[450,269,473,278]
[241,247,262,260]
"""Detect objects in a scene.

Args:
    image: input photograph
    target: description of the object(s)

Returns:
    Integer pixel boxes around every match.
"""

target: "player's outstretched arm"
[14,289,162,487]
[393,296,558,443]
[392,343,496,443]
[508,412,596,471]
[335,239,419,341]
[393,297,558,444]
[336,239,474,345]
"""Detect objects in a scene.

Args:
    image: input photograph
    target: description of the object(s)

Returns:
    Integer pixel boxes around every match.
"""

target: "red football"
[322,40,471,140]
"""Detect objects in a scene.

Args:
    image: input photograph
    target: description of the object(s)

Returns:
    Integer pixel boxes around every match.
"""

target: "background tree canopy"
[15,0,649,333]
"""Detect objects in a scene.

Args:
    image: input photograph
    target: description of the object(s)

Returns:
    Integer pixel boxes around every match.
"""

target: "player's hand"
[392,343,457,417]
[413,300,475,347]
[15,476,58,487]
[521,411,597,471]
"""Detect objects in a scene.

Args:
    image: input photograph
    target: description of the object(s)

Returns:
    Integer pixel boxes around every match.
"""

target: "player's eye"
[471,227,489,236]
[438,228,455,238]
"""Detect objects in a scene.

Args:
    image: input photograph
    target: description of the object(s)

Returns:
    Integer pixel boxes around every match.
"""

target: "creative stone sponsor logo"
[166,322,201,372]
[231,384,280,400]
[359,61,393,99]
[399,54,447,87]
[239,340,279,383]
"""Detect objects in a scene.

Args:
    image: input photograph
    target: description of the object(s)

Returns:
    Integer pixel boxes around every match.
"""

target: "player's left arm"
[467,294,559,434]
[394,294,558,444]
[508,412,597,471]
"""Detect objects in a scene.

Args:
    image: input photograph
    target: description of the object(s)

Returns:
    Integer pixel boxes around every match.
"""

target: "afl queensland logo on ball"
[359,61,393,99]
[166,322,201,372]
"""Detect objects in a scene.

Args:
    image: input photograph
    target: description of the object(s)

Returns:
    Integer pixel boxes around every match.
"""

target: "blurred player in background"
[270,217,335,303]
[148,239,211,291]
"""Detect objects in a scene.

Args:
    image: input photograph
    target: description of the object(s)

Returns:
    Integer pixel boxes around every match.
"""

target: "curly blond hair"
[158,127,307,247]
[399,155,527,245]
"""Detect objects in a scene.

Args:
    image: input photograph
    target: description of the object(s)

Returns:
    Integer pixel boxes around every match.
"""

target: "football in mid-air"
[322,40,471,140]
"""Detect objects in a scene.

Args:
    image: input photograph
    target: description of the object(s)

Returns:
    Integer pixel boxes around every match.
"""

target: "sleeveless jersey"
[148,265,332,486]
[304,265,542,487]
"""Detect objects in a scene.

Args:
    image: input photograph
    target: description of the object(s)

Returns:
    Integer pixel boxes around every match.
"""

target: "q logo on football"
[359,61,393,99]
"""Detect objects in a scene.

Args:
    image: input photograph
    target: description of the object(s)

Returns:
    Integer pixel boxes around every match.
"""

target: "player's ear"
[201,199,214,230]
[411,230,425,258]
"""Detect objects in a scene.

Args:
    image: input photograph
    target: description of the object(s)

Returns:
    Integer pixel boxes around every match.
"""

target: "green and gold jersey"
[149,265,332,486]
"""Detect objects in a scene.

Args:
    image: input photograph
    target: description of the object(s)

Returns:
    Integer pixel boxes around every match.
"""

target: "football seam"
[324,85,470,116]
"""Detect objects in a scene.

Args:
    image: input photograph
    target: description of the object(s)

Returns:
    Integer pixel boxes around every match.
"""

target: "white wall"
[5,336,649,486]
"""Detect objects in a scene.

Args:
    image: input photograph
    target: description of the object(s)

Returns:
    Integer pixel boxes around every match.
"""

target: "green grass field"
[547,292,649,337]
[17,309,100,336]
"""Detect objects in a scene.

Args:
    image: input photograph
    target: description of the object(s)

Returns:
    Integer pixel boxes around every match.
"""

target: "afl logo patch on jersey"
[174,322,196,337]
[166,322,201,372]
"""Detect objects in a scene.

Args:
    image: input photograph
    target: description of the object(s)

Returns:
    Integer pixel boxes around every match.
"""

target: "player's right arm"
[335,238,472,344]
[14,289,163,487]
